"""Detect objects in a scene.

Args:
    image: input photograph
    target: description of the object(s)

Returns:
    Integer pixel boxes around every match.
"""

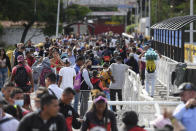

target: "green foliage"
[0,24,3,36]
[111,16,124,23]
[4,45,16,52]
[0,0,64,37]
[151,0,196,25]
[126,24,137,34]
[64,4,91,23]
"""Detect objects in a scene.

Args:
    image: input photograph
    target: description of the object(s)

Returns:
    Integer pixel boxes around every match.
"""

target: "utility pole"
[149,0,151,37]
[140,0,142,18]
[56,0,61,38]
[190,0,194,45]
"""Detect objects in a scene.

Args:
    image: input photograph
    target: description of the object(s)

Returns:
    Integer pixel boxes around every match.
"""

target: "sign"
[172,31,175,46]
[160,30,162,43]
[169,30,171,45]
[175,31,178,47]
[166,30,168,44]
[154,29,156,41]
[163,30,165,43]
[179,30,182,48]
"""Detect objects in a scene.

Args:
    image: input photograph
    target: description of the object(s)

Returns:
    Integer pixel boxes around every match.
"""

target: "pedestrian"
[139,49,161,97]
[125,53,139,74]
[0,100,19,131]
[58,58,76,90]
[73,56,84,112]
[14,43,25,66]
[80,60,93,118]
[59,88,81,131]
[165,83,196,131]
[25,51,35,67]
[11,55,34,92]
[121,111,146,131]
[45,73,63,100]
[1,81,15,104]
[0,48,12,89]
[81,93,118,131]
[109,56,129,112]
[17,94,67,131]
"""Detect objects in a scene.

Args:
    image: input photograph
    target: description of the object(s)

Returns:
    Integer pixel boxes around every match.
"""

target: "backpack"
[39,67,53,87]
[73,71,84,90]
[146,60,156,73]
[14,65,29,87]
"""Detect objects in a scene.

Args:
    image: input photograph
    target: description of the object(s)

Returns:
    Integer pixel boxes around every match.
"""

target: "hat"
[94,96,107,103]
[17,55,24,63]
[129,53,134,57]
[62,58,70,64]
[173,83,196,96]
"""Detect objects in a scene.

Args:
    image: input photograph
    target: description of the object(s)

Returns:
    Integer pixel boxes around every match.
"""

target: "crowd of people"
[0,32,195,131]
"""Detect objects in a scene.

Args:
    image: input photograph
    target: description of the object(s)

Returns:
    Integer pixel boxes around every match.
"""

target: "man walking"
[109,56,129,112]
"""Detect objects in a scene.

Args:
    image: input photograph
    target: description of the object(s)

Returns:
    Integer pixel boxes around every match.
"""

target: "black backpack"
[14,65,29,87]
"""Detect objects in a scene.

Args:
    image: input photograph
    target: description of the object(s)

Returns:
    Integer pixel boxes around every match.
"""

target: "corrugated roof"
[151,15,196,30]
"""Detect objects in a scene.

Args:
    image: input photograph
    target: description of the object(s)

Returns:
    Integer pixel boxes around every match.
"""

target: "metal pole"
[56,0,61,38]
[149,0,151,37]
[140,0,142,18]
[190,0,193,44]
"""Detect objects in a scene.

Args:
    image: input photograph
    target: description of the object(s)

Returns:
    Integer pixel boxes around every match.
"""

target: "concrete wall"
[0,27,46,45]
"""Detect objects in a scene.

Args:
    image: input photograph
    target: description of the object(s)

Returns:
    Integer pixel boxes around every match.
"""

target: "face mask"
[0,108,3,120]
[15,100,24,107]
[87,65,92,70]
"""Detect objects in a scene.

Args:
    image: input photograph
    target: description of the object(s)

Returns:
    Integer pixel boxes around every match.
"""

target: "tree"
[64,4,91,24]
[0,0,64,43]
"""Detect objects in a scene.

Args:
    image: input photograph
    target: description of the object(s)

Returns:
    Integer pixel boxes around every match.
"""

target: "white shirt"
[59,67,76,89]
[48,84,63,100]
[0,113,19,131]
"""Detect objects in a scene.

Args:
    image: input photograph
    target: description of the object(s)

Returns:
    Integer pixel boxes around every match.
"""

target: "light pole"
[149,0,151,37]
[56,0,61,38]
[190,0,194,45]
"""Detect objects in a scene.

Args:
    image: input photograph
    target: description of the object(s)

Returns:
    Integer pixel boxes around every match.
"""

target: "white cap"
[62,58,70,64]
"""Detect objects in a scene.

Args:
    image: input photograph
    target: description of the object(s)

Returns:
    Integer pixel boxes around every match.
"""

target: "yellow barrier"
[6,50,14,77]
[184,44,196,63]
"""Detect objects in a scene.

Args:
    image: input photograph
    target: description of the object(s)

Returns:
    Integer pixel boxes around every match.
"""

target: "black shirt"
[17,111,67,131]
[81,110,118,131]
[59,101,81,130]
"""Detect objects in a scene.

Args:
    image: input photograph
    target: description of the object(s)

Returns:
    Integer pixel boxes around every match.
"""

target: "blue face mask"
[14,100,24,107]
[0,108,3,120]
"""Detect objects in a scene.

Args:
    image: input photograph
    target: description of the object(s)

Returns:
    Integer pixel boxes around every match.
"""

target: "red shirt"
[27,57,35,67]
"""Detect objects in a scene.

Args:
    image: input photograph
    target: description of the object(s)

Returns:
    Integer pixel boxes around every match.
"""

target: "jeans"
[145,72,156,97]
[110,89,122,112]
[0,68,8,89]
[74,91,80,113]
[80,91,90,118]
[103,90,113,111]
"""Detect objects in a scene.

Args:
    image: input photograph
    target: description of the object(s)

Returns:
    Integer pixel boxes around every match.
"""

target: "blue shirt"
[173,103,196,131]
[74,64,80,74]
[68,55,76,66]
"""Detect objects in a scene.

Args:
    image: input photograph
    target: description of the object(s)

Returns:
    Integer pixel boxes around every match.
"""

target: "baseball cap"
[173,83,196,96]
[94,96,107,104]
[129,53,134,57]
[17,55,24,63]
[62,58,70,64]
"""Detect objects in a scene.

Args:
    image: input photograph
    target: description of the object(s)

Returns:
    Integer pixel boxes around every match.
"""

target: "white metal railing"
[88,101,181,130]
[156,56,178,99]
